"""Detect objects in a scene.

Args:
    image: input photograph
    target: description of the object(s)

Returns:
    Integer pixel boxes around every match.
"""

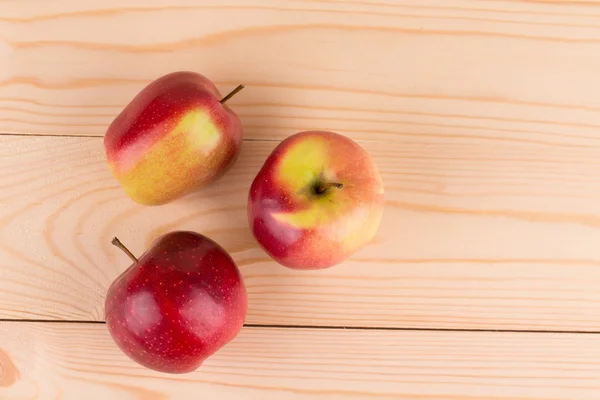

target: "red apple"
[248,130,384,269]
[104,71,244,205]
[105,231,247,373]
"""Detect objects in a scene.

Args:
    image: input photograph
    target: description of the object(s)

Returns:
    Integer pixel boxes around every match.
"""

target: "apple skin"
[105,231,247,374]
[104,71,243,206]
[248,130,384,269]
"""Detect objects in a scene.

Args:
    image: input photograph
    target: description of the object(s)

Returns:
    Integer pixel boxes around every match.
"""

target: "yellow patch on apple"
[272,199,347,228]
[277,137,330,192]
[117,110,221,205]
[274,135,352,228]
[179,110,221,151]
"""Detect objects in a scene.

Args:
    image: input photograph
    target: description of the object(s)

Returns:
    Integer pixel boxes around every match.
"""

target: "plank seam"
[0,132,286,142]
[1,319,599,335]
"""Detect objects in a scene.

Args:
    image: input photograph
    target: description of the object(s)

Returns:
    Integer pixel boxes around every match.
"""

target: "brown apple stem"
[111,237,138,263]
[316,182,343,194]
[220,84,245,104]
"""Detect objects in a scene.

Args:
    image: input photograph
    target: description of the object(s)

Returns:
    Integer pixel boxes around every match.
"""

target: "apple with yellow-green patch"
[248,130,385,269]
[104,71,244,206]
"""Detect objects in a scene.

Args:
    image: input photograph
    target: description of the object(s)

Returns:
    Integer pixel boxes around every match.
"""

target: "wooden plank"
[2,0,600,141]
[2,135,600,330]
[1,323,600,400]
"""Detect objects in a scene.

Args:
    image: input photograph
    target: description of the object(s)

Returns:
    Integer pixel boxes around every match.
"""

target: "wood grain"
[1,322,600,400]
[3,0,600,142]
[3,135,600,330]
[5,1,600,397]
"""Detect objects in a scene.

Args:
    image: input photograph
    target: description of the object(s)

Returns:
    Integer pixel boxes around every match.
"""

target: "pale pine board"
[1,322,600,400]
[2,135,600,330]
[2,0,600,142]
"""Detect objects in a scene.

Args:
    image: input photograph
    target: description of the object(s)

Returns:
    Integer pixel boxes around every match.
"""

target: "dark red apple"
[105,231,247,374]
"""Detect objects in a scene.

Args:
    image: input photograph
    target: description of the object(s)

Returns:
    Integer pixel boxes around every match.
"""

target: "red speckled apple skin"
[104,71,225,162]
[105,231,247,374]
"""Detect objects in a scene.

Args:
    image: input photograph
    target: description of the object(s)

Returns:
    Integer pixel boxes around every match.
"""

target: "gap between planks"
[1,319,599,335]
[0,131,381,143]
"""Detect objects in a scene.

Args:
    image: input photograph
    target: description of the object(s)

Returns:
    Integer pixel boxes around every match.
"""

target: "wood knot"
[0,348,20,387]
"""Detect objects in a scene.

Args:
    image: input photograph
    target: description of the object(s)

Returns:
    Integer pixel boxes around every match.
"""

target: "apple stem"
[111,237,138,263]
[220,84,245,104]
[316,182,344,194]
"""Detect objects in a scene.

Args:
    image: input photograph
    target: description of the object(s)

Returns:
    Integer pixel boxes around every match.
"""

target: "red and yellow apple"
[104,71,244,205]
[248,130,384,269]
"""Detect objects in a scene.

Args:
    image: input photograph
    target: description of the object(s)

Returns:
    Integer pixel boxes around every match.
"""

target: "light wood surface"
[3,135,600,330]
[2,322,600,400]
[3,0,600,144]
[3,0,600,398]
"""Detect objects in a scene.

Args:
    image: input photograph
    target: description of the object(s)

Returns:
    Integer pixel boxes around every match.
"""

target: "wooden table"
[2,1,600,398]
